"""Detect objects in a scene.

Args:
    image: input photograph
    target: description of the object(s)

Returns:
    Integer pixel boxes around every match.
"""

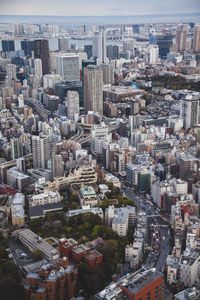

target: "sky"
[0,0,200,16]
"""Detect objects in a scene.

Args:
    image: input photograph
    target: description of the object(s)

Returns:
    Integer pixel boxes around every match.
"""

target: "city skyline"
[0,0,200,16]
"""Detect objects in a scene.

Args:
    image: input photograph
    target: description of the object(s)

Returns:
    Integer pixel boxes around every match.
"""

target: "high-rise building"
[149,45,159,64]
[6,64,17,80]
[84,45,93,59]
[84,65,103,116]
[21,40,34,56]
[1,40,15,52]
[58,37,70,51]
[66,91,79,121]
[157,34,173,58]
[82,58,96,82]
[149,27,157,44]
[55,81,83,104]
[101,63,114,85]
[176,24,188,52]
[32,135,51,169]
[107,45,119,59]
[10,137,23,160]
[52,154,64,178]
[34,39,50,75]
[180,93,200,129]
[193,24,200,52]
[6,64,16,86]
[93,30,107,65]
[34,58,43,79]
[56,54,80,82]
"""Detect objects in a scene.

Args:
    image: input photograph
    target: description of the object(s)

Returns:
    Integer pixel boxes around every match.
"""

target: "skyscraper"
[93,30,108,65]
[32,135,51,169]
[52,154,64,178]
[34,59,43,80]
[84,65,103,116]
[157,34,173,58]
[58,37,70,52]
[6,64,17,86]
[148,45,159,64]
[66,91,80,121]
[34,39,50,75]
[180,93,200,129]
[107,45,119,59]
[2,40,15,52]
[176,24,188,52]
[84,45,93,59]
[193,24,200,52]
[21,40,34,56]
[56,54,80,82]
[101,63,114,85]
[10,137,23,160]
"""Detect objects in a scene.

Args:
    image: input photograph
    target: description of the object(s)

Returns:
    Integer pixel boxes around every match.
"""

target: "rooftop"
[18,229,59,260]
[95,268,163,299]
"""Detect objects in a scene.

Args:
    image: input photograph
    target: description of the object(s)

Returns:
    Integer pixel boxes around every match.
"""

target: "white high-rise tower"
[93,30,108,65]
[66,91,80,121]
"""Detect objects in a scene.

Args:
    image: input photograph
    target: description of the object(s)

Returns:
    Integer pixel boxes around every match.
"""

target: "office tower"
[107,45,119,59]
[101,63,114,85]
[179,154,199,180]
[10,137,23,160]
[6,64,16,87]
[149,45,159,64]
[84,65,103,115]
[21,40,34,56]
[93,30,107,64]
[32,135,51,169]
[52,154,64,178]
[66,91,79,121]
[176,24,188,52]
[1,40,15,52]
[43,94,59,112]
[55,81,83,104]
[34,39,50,75]
[82,58,96,82]
[6,64,17,80]
[180,93,200,129]
[84,45,93,59]
[149,27,157,44]
[56,54,80,82]
[193,24,200,52]
[157,34,173,58]
[34,58,43,79]
[132,24,140,34]
[58,37,70,51]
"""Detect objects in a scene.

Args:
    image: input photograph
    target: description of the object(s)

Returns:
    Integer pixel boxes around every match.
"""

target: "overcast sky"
[0,0,200,16]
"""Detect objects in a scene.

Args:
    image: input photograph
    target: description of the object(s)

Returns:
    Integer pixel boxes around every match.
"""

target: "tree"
[32,250,43,261]
[0,261,25,300]
[97,240,119,279]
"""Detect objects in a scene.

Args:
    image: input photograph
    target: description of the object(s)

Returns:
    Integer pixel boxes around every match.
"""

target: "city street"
[122,186,171,273]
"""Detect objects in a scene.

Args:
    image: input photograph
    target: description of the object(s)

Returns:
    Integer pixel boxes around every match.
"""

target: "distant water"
[0,13,200,26]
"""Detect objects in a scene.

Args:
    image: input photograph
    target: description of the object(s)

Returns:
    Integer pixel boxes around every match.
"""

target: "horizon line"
[0,12,200,18]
